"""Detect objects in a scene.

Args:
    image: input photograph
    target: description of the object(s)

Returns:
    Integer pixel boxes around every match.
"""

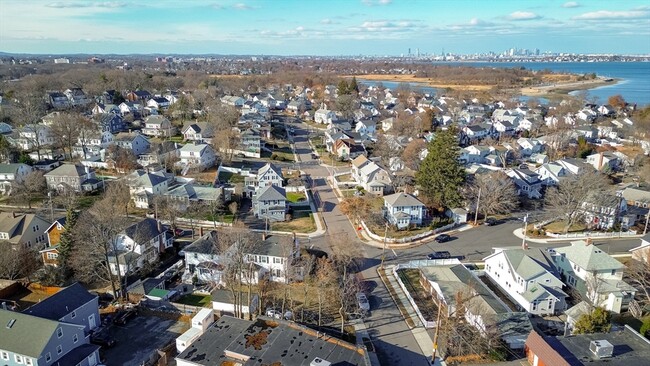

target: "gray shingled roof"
[256,185,286,201]
[182,231,219,255]
[384,192,424,208]
[554,241,625,271]
[0,309,61,357]
[44,164,88,177]
[23,283,96,321]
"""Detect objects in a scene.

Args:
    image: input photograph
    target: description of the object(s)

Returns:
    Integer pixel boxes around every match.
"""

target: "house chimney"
[585,238,592,246]
[262,232,266,241]
[157,220,162,233]
[12,212,16,218]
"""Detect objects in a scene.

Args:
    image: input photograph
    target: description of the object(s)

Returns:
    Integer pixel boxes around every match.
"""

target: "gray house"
[0,309,101,366]
[23,282,100,333]
[180,231,223,285]
[253,185,287,222]
[44,164,103,193]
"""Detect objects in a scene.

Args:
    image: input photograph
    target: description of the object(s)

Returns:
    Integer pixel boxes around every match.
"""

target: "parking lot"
[101,313,189,366]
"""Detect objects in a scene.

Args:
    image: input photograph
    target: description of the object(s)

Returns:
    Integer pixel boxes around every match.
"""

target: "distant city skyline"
[1,0,649,56]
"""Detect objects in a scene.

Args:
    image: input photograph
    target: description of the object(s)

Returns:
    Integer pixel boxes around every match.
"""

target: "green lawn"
[335,174,353,183]
[272,214,316,233]
[287,192,306,203]
[203,213,235,223]
[176,294,212,308]
[217,171,245,183]
[77,193,102,209]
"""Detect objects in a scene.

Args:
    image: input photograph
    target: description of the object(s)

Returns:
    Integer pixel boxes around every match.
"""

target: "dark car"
[90,333,116,348]
[427,251,451,260]
[113,309,136,326]
[434,234,451,243]
[483,217,501,226]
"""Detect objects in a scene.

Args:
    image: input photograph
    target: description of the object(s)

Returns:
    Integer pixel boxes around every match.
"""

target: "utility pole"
[521,213,529,249]
[644,211,649,235]
[48,192,54,222]
[381,223,388,269]
[431,301,443,364]
[473,187,481,225]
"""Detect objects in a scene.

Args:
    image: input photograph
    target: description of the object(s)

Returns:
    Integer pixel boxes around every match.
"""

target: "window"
[73,333,78,343]
[611,270,616,276]
[57,345,62,355]
[15,354,23,364]
[46,353,51,362]
[25,358,33,366]
[71,311,76,318]
[57,327,63,338]
[1,352,8,360]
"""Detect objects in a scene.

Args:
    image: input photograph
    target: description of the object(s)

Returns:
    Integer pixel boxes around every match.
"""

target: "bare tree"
[11,170,46,209]
[369,134,402,168]
[106,145,138,174]
[70,195,130,298]
[0,240,41,280]
[154,196,184,231]
[401,139,427,171]
[50,113,82,160]
[543,170,613,234]
[465,171,519,220]
[315,257,337,328]
[76,118,101,160]
[339,196,372,226]
[330,232,362,333]
[627,251,650,310]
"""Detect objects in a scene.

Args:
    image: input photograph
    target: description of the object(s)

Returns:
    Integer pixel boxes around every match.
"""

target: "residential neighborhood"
[0,51,649,366]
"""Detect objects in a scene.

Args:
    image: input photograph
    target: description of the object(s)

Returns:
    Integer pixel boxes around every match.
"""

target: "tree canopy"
[416,127,465,209]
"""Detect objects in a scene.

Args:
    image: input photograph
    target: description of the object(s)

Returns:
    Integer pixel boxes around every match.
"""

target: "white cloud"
[573,9,649,20]
[320,18,333,24]
[361,0,392,6]
[508,11,541,21]
[562,2,579,8]
[46,1,127,8]
[379,0,392,4]
[232,3,253,10]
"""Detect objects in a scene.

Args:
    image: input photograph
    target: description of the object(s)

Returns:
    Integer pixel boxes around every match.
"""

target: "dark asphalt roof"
[177,316,367,366]
[23,283,96,321]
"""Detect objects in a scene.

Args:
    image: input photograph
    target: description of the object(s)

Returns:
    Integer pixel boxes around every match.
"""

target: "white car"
[266,308,293,320]
[356,293,370,312]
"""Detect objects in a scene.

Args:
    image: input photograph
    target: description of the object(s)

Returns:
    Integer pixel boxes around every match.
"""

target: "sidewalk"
[512,228,644,244]
[379,264,446,366]
[352,320,382,366]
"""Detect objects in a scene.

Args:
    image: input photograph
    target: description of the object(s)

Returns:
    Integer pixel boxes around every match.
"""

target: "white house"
[147,97,171,111]
[314,108,337,124]
[506,167,543,199]
[180,231,223,285]
[383,192,425,229]
[629,232,650,263]
[220,95,245,107]
[355,120,377,136]
[460,145,491,164]
[484,248,568,316]
[142,115,176,137]
[551,240,636,314]
[182,122,214,143]
[351,155,392,196]
[108,218,173,276]
[0,163,32,195]
[516,138,543,157]
[14,124,54,150]
[245,234,300,283]
[176,308,214,353]
[125,169,169,209]
[179,144,217,171]
[586,151,620,172]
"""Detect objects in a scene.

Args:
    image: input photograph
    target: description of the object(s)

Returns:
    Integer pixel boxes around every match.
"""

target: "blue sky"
[1,0,649,55]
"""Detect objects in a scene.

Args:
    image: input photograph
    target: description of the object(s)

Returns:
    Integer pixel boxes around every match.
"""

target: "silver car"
[356,293,370,312]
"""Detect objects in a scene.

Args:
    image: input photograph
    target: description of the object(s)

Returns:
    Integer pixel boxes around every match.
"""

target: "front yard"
[543,220,587,234]
[217,170,245,184]
[272,212,316,233]
[287,191,307,203]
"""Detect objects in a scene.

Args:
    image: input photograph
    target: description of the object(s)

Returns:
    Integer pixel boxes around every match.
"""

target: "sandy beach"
[347,74,618,98]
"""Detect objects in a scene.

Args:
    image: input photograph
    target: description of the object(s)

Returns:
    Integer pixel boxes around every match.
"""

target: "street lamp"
[521,213,529,249]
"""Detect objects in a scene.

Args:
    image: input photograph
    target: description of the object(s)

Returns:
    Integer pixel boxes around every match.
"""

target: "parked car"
[483,217,501,226]
[427,251,451,260]
[90,333,116,348]
[113,309,136,325]
[434,234,451,243]
[266,308,292,320]
[356,293,370,312]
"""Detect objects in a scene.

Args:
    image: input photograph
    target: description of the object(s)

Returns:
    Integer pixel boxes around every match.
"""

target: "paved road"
[287,117,431,366]
[284,116,644,366]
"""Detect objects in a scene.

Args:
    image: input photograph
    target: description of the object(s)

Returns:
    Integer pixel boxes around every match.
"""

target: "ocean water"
[358,61,650,106]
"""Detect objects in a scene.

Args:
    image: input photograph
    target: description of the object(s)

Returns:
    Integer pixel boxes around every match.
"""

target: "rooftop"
[23,283,96,321]
[176,316,368,366]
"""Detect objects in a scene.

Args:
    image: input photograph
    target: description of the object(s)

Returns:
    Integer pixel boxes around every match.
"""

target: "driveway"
[102,314,189,366]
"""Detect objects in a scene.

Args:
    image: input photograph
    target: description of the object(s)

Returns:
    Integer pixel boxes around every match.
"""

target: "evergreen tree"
[573,307,612,334]
[349,77,359,94]
[337,79,350,95]
[57,208,78,279]
[416,127,465,209]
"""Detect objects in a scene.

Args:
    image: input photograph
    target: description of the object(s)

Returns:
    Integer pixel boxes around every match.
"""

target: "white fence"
[392,263,436,328]
[546,230,638,239]
[360,220,455,244]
